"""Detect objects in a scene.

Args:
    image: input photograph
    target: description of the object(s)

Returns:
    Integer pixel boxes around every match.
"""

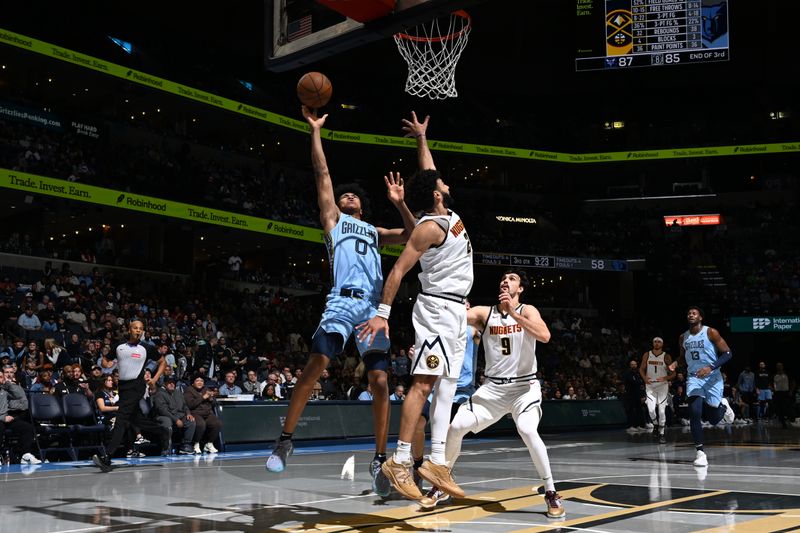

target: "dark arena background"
[1,1,799,531]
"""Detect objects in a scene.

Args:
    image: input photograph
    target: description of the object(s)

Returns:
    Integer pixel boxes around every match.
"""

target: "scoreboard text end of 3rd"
[575,0,730,71]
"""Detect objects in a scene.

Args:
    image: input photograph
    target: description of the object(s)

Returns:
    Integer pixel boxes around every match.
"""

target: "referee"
[93,320,168,472]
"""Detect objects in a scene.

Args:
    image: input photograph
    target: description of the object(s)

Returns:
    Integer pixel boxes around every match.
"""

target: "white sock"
[394,440,412,464]
[543,475,555,492]
[430,441,446,465]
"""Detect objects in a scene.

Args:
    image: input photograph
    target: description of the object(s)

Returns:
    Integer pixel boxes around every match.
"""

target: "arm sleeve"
[710,351,732,370]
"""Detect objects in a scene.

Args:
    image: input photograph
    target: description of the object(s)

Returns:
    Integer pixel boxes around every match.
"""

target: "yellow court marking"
[273,483,604,532]
[693,509,800,532]
[507,490,730,533]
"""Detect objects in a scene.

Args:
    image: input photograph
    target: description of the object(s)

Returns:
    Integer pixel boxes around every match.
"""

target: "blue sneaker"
[266,439,293,473]
[371,459,391,497]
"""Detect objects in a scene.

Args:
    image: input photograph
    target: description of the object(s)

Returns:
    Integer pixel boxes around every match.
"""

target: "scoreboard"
[474,252,631,272]
[575,0,729,71]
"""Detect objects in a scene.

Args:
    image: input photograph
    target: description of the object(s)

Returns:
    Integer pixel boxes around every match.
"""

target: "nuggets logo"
[426,355,440,369]
[606,10,632,55]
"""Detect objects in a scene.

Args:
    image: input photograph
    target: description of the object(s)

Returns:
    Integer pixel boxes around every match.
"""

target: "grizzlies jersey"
[483,304,537,378]
[683,326,719,377]
[417,210,474,297]
[325,214,382,299]
[457,325,478,390]
[646,351,668,390]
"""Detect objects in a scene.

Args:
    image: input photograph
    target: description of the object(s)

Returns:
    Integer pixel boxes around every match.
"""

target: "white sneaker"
[21,453,42,465]
[720,398,735,424]
[681,418,690,426]
[193,442,202,455]
[693,450,708,467]
[694,465,708,481]
[203,442,218,454]
[644,423,654,430]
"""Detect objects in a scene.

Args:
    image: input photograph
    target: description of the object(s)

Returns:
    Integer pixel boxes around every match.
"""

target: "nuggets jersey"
[683,326,719,377]
[482,304,537,378]
[645,351,668,390]
[417,210,474,297]
[325,213,382,298]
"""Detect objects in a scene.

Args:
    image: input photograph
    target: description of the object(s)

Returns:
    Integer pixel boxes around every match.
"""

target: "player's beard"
[340,205,360,217]
[441,192,454,208]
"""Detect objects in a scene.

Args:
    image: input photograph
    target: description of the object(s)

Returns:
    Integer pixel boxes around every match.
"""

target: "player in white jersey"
[639,337,675,443]
[358,111,474,501]
[419,270,565,518]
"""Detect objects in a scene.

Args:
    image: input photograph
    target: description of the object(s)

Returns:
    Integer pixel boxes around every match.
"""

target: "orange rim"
[394,10,471,43]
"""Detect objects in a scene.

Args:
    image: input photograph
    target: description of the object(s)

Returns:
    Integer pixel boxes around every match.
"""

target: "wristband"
[376,303,391,320]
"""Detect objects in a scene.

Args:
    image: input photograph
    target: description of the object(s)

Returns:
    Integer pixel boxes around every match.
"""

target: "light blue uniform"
[315,213,390,356]
[684,326,723,407]
[453,326,478,404]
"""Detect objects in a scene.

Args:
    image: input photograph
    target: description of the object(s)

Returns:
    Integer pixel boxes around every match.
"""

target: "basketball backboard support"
[264,0,476,72]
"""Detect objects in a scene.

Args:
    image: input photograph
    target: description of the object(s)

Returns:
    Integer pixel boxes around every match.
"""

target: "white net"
[393,11,471,100]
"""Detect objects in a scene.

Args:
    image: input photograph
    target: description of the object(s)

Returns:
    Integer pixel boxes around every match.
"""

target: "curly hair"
[333,182,370,218]
[404,169,442,214]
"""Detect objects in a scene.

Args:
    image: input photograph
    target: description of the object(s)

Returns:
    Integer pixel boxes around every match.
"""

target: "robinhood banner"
[731,316,800,333]
[0,168,403,256]
[2,28,799,163]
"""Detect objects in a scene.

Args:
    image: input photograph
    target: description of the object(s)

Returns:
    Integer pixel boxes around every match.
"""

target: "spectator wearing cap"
[184,375,222,453]
[88,364,105,390]
[17,307,41,334]
[9,338,26,366]
[153,376,196,455]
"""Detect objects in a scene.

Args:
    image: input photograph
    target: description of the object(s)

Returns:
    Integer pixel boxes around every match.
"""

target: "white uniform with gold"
[445,303,555,489]
[454,304,541,431]
[411,210,473,377]
[645,351,670,427]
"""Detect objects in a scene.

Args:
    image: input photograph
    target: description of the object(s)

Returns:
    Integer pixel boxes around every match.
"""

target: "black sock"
[374,453,387,464]
[279,432,293,442]
[695,444,704,452]
[413,457,423,469]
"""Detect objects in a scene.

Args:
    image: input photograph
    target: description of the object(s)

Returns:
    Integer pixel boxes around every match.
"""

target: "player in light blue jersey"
[267,106,416,498]
[671,306,735,468]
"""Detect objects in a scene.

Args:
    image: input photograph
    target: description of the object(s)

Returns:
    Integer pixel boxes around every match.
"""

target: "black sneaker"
[659,434,667,444]
[92,454,113,473]
[370,459,391,497]
[266,438,293,473]
[177,445,194,455]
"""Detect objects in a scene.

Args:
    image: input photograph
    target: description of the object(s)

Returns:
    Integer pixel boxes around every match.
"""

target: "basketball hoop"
[393,10,471,100]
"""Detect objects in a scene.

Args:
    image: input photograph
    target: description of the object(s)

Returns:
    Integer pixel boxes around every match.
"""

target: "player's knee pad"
[363,351,389,373]
[310,329,344,358]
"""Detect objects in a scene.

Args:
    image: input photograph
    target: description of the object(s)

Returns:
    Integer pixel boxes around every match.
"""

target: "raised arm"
[509,304,551,343]
[303,105,339,232]
[377,171,417,246]
[356,220,445,344]
[467,305,492,332]
[402,111,436,171]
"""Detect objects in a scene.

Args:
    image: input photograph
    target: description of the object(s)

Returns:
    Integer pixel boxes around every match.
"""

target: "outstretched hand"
[356,316,389,347]
[302,105,328,130]
[401,111,429,138]
[385,171,404,204]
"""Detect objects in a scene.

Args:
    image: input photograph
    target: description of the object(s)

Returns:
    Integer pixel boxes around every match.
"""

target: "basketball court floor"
[2,425,799,532]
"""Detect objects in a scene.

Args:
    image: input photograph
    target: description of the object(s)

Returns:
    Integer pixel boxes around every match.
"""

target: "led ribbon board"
[2,29,799,163]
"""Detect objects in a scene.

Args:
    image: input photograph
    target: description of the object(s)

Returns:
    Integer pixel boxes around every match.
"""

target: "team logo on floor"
[426,355,440,369]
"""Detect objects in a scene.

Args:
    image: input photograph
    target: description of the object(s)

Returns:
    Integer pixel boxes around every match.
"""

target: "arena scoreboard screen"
[575,0,729,71]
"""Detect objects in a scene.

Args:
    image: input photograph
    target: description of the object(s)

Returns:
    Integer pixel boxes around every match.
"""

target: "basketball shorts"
[757,389,773,401]
[315,293,390,357]
[455,380,542,434]
[645,384,670,406]
[410,293,466,378]
[687,373,724,408]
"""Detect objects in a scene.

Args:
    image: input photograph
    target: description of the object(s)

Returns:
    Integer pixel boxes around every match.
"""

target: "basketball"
[297,71,332,109]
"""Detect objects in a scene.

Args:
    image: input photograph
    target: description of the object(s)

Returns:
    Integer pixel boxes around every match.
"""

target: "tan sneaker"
[381,457,423,500]
[417,460,464,498]
[419,486,451,510]
[544,490,565,518]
